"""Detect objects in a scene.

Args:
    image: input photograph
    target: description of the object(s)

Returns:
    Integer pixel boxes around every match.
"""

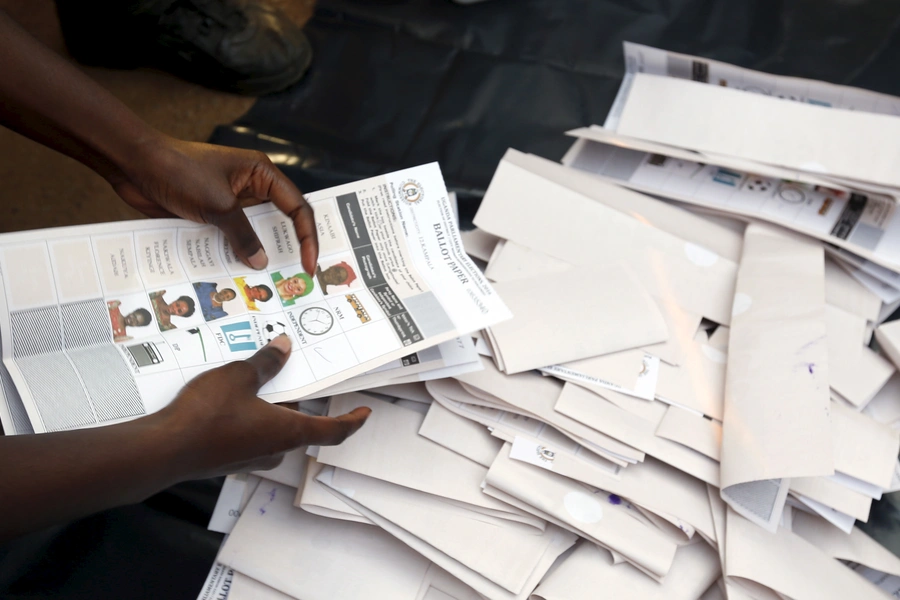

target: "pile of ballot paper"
[198,42,900,600]
[0,39,894,598]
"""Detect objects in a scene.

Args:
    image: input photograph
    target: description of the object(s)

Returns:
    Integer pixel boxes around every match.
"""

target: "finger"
[293,201,319,277]
[212,207,267,270]
[242,335,292,391]
[262,166,319,275]
[292,407,372,446]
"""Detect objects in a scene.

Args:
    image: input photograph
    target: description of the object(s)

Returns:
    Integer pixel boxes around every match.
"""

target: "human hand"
[155,335,370,480]
[109,136,318,274]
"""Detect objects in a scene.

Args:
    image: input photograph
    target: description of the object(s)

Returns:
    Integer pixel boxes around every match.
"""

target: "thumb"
[212,206,268,270]
[242,334,292,391]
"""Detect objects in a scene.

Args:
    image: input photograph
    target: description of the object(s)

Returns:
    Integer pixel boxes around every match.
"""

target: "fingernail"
[266,333,291,354]
[248,249,268,270]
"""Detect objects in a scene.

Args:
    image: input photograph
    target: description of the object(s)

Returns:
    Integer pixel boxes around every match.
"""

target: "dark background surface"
[5,0,900,597]
[214,0,900,228]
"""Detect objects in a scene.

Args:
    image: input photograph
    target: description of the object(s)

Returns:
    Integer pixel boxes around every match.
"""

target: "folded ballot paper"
[0,164,508,434]
[189,43,900,600]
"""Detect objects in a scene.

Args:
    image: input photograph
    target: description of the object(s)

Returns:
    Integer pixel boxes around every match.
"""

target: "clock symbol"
[299,307,334,335]
[778,184,806,204]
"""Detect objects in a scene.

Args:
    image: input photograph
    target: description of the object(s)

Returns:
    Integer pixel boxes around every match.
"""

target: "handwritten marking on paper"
[797,335,826,352]
[258,487,278,515]
[792,361,817,375]
[314,348,332,363]
[608,494,622,505]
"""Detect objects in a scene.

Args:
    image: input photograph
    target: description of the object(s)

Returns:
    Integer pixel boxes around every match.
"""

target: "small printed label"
[541,353,660,401]
[509,436,555,471]
[633,354,661,399]
[207,475,248,535]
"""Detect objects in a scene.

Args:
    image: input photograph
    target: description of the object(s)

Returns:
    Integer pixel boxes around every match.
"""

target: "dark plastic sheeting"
[213,0,900,227]
[5,0,900,597]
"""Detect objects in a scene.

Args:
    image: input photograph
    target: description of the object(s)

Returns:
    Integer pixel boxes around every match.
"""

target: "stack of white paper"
[203,121,900,596]
[3,44,900,600]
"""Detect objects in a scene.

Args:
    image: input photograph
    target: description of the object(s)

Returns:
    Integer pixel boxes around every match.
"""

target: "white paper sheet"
[474,151,738,325]
[0,164,511,433]
[486,264,667,374]
[720,225,833,531]
[218,482,432,600]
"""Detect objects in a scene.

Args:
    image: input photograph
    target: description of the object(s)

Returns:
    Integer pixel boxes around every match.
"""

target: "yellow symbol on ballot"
[346,294,371,324]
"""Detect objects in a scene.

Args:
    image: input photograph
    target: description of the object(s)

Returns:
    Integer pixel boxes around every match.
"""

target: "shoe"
[55,0,313,96]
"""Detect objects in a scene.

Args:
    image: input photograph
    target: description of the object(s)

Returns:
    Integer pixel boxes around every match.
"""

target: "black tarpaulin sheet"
[6,1,900,598]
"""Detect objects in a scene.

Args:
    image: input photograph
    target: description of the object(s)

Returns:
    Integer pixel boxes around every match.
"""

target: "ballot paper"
[496,149,744,264]
[607,41,900,131]
[720,225,833,532]
[315,392,536,523]
[316,468,576,600]
[418,400,503,468]
[218,482,434,600]
[309,335,483,398]
[474,151,738,325]
[830,245,900,292]
[460,228,499,263]
[486,443,679,578]
[294,454,370,524]
[453,359,643,465]
[876,319,900,369]
[822,257,883,323]
[317,466,557,594]
[617,72,900,189]
[208,473,263,535]
[185,45,900,599]
[0,342,32,435]
[863,372,900,427]
[0,164,510,433]
[605,40,900,192]
[554,382,721,485]
[532,539,720,600]
[830,400,899,490]
[484,263,667,374]
[723,508,885,600]
[551,327,726,421]
[827,306,895,408]
[483,236,698,367]
[792,509,900,576]
[564,133,900,274]
[427,378,626,473]
[197,560,237,600]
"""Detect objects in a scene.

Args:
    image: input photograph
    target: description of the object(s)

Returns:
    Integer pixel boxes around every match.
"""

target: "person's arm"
[0,9,318,274]
[0,11,360,541]
[0,335,370,541]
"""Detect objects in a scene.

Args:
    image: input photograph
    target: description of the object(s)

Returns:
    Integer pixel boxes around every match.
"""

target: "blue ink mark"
[807,363,815,374]
[258,487,278,516]
[609,494,622,505]
[797,335,826,353]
